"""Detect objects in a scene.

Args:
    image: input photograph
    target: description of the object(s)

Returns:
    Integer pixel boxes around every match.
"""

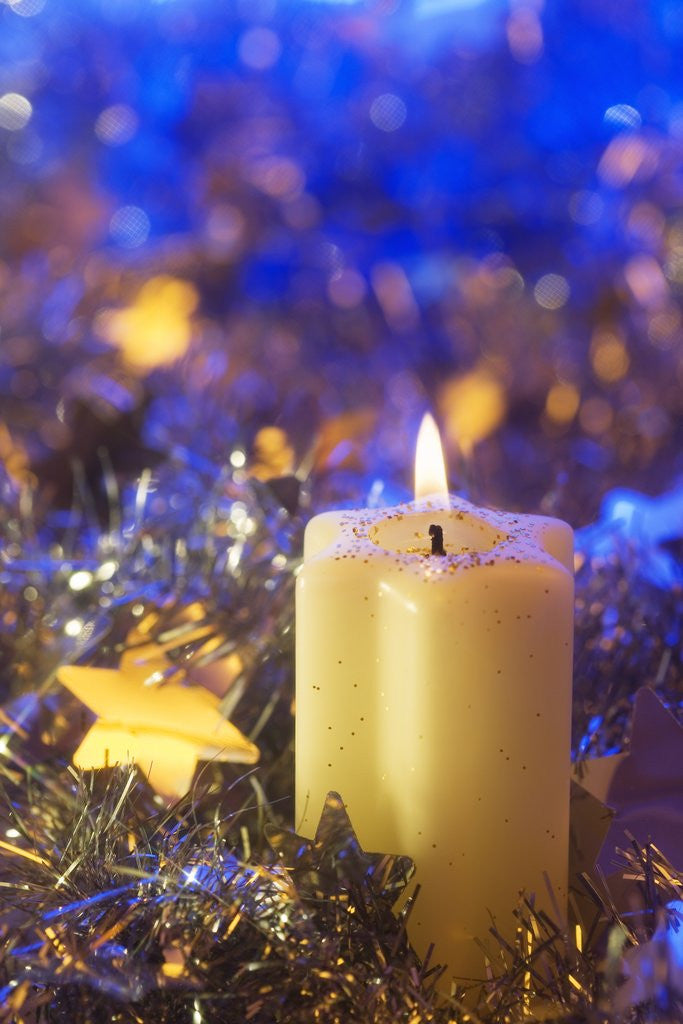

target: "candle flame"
[414,413,449,503]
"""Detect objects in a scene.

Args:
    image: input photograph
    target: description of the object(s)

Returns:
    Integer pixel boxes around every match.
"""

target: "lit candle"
[295,415,574,979]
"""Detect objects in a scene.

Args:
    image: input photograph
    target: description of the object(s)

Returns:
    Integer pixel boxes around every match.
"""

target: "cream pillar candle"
[295,419,574,980]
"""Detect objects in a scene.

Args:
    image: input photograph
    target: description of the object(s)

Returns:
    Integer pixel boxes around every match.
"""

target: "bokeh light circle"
[604,104,642,130]
[534,273,570,310]
[238,27,281,70]
[369,93,407,132]
[7,0,46,16]
[0,93,32,131]
[95,105,139,146]
[109,206,151,248]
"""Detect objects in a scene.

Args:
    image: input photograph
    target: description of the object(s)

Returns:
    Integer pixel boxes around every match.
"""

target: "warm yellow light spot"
[161,961,186,979]
[414,413,449,503]
[0,422,35,488]
[96,276,199,374]
[313,408,377,472]
[7,979,31,1015]
[250,426,295,481]
[545,382,580,424]
[590,331,630,383]
[0,838,49,867]
[438,367,506,456]
[575,923,583,953]
[522,926,533,1014]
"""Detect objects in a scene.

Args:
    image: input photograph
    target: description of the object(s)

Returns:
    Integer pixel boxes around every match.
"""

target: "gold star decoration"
[266,791,415,905]
[57,645,259,800]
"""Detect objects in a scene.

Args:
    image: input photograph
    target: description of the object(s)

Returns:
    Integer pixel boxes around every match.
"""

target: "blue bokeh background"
[0,0,682,522]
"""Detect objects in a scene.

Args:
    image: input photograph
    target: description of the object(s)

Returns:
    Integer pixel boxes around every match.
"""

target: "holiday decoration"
[578,688,683,876]
[296,414,574,978]
[58,654,259,800]
[0,761,680,1022]
[0,0,682,1018]
[614,901,683,1013]
[266,790,415,905]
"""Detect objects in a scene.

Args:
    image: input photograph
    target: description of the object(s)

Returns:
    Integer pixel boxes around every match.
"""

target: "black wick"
[429,523,446,556]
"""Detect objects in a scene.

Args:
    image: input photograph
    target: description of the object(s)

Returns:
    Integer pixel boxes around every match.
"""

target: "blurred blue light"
[416,0,493,12]
[577,484,683,589]
[604,104,642,130]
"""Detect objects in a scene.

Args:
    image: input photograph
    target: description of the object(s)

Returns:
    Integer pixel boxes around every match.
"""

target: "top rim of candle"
[305,493,574,576]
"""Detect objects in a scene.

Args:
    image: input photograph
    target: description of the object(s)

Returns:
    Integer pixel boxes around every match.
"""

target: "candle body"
[295,498,573,979]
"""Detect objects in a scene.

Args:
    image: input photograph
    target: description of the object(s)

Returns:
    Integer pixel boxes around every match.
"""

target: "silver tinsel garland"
[0,454,681,1023]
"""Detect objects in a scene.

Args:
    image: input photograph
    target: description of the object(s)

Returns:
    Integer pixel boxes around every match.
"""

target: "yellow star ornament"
[57,658,259,800]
